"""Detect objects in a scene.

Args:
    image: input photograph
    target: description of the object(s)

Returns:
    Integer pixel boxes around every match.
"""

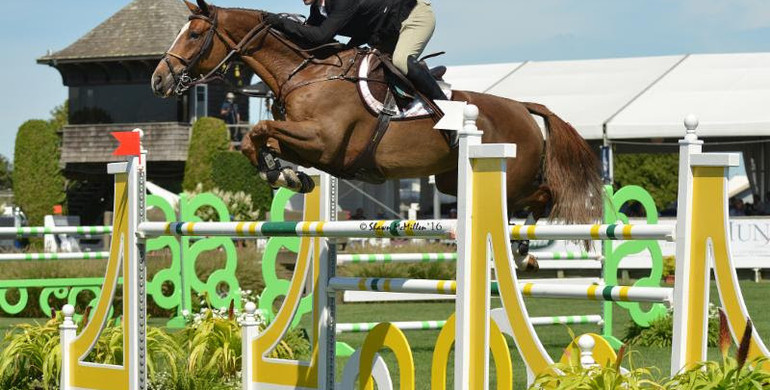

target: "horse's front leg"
[241,119,325,194]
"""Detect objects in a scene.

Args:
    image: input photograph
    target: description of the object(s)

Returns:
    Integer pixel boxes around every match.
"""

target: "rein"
[164,9,360,112]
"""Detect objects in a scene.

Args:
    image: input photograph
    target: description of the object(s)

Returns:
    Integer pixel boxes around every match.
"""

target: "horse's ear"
[183,1,199,14]
[196,0,210,16]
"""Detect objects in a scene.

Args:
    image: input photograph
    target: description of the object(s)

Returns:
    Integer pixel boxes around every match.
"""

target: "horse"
[151,0,604,269]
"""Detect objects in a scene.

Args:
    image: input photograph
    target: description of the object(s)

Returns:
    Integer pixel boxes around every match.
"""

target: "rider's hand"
[264,13,285,28]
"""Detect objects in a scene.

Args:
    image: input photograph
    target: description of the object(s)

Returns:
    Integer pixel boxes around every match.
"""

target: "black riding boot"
[406,55,447,102]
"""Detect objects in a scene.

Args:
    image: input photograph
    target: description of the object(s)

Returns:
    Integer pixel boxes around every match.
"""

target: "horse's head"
[152,0,237,97]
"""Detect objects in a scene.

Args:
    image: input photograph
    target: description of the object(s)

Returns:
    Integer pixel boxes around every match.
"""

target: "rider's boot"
[406,55,457,147]
[406,55,447,102]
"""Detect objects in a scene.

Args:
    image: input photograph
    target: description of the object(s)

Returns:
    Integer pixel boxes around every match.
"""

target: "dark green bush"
[12,120,66,226]
[623,305,719,347]
[182,117,230,192]
[211,151,272,218]
[614,153,678,211]
[0,154,11,191]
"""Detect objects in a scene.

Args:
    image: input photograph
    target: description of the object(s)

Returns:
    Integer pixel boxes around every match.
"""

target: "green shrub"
[179,304,310,382]
[48,100,68,131]
[211,151,272,217]
[662,256,675,278]
[0,154,11,191]
[623,304,719,347]
[182,118,230,192]
[664,315,770,389]
[614,153,678,211]
[531,340,660,389]
[13,120,66,226]
[0,315,59,389]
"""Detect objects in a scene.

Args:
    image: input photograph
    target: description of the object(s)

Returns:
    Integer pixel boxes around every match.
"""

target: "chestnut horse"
[152,1,603,263]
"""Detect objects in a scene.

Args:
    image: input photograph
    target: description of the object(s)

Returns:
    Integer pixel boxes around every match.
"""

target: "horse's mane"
[209,4,353,56]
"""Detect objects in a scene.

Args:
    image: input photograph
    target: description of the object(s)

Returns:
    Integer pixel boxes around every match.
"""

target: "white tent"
[444,52,770,141]
[443,51,770,201]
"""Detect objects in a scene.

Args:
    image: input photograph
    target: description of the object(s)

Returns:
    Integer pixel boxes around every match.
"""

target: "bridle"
[164,10,271,95]
[163,8,353,117]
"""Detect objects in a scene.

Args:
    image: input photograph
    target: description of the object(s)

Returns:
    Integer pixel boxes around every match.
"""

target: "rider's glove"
[264,13,285,28]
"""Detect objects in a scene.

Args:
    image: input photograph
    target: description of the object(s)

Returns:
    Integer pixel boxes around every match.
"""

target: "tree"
[614,153,679,211]
[182,117,231,192]
[49,100,68,130]
[211,151,273,218]
[0,155,11,190]
[13,120,66,226]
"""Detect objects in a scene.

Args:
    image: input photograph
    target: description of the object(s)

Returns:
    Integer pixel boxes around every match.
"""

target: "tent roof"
[444,52,770,140]
[443,63,522,92]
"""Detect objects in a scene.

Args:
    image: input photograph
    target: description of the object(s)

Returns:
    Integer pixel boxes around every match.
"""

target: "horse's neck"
[246,38,305,93]
[222,9,302,93]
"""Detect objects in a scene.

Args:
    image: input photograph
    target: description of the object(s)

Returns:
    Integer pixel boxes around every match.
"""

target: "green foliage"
[85,320,181,383]
[184,183,265,222]
[211,151,273,218]
[12,120,66,226]
[0,312,181,389]
[0,154,11,190]
[179,305,310,382]
[182,117,230,192]
[662,256,675,278]
[623,305,720,347]
[614,153,678,211]
[531,342,660,389]
[664,357,770,389]
[48,100,68,130]
[0,315,59,389]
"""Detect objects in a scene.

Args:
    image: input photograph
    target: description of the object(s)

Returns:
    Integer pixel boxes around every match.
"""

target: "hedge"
[211,151,273,218]
[182,117,230,192]
[13,120,66,226]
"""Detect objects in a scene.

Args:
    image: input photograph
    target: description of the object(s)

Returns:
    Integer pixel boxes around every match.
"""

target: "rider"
[264,0,446,102]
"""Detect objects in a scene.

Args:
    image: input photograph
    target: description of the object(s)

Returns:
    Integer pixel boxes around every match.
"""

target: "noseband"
[164,11,270,95]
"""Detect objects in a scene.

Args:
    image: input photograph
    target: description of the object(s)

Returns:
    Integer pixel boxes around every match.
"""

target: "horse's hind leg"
[511,184,552,272]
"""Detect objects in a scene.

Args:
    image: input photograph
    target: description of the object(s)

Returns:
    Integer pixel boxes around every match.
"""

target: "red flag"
[111,131,141,157]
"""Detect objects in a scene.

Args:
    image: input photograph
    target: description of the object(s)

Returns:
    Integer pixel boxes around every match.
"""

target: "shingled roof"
[38,0,189,63]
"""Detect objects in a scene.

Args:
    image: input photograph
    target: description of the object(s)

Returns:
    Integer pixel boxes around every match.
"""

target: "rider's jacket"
[276,0,417,52]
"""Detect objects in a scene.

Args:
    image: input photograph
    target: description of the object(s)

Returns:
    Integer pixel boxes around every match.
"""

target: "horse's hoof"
[296,171,316,194]
[516,254,539,272]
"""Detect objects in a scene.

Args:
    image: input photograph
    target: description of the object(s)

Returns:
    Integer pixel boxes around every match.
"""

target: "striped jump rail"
[328,277,457,295]
[332,277,672,303]
[0,251,110,261]
[517,282,674,303]
[336,251,600,265]
[0,226,113,237]
[138,219,455,239]
[510,224,675,241]
[336,314,602,334]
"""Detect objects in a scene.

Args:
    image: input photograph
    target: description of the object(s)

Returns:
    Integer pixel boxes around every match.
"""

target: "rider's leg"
[392,0,446,101]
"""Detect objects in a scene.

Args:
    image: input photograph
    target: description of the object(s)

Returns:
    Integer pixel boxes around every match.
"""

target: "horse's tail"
[523,102,604,224]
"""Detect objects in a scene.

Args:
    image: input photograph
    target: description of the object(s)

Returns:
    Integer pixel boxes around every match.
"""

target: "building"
[37,0,253,224]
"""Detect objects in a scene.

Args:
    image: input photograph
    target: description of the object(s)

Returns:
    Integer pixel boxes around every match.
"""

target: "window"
[194,84,208,120]
[68,84,178,124]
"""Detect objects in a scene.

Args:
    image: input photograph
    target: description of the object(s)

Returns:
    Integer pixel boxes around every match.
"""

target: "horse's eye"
[190,31,201,39]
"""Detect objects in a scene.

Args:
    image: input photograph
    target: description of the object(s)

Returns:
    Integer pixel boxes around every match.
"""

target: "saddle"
[355,50,452,119]
[343,49,454,183]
